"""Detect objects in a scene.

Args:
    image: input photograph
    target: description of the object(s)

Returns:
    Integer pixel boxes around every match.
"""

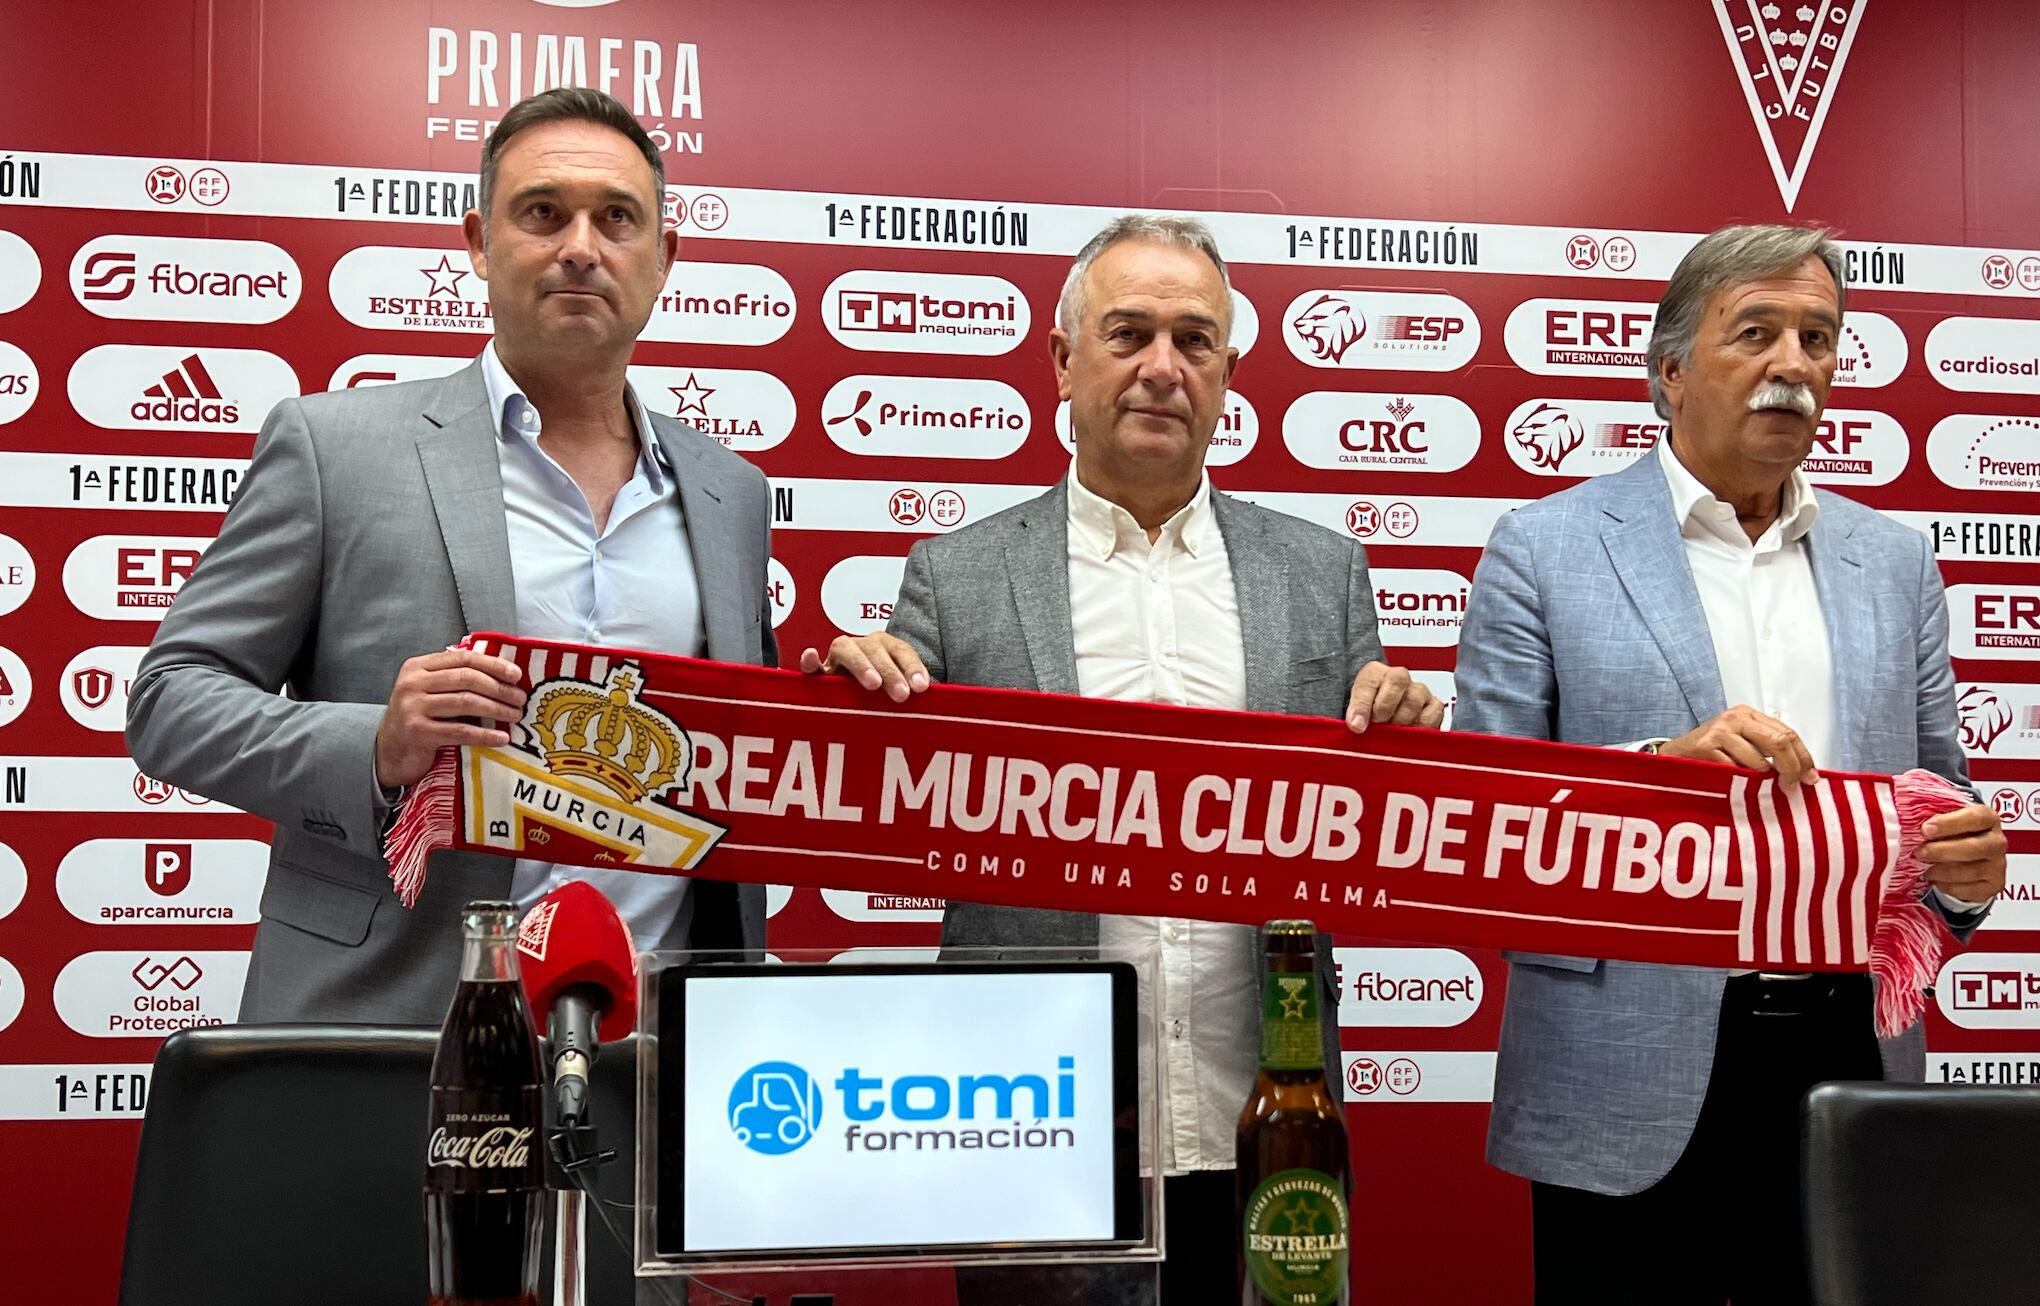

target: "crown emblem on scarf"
[529,663,684,803]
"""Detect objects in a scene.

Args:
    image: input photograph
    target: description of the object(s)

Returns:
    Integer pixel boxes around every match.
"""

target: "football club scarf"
[386,634,1970,1036]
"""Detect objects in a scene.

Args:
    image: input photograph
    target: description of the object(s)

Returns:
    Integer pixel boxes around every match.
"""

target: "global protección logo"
[728,1061,823,1154]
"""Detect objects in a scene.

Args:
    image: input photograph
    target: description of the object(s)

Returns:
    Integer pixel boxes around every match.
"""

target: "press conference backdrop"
[1,1,2038,1302]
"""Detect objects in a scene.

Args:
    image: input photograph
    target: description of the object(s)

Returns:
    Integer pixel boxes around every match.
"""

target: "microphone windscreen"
[516,880,640,1041]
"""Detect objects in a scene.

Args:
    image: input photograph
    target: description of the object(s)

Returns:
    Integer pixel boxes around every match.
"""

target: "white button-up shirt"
[1068,469,1259,1175]
[481,344,707,948]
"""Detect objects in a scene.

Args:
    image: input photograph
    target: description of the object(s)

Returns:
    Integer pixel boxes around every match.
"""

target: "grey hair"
[1056,214,1233,343]
[1646,223,1848,418]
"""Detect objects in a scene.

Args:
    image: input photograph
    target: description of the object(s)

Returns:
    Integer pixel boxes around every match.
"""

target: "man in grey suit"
[806,215,1443,1301]
[126,88,774,1026]
[1456,224,2006,1305]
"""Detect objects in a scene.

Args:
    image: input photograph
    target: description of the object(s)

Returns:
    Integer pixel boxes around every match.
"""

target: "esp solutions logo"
[728,1061,824,1154]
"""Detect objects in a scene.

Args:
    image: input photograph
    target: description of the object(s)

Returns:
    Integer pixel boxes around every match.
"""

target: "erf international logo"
[67,345,299,434]
[1798,409,1909,487]
[822,270,1030,356]
[70,236,300,325]
[62,535,210,622]
[1946,586,2040,660]
[1926,415,2040,493]
[1282,290,1480,372]
[1502,299,1656,380]
[1502,399,1663,477]
[728,1061,825,1154]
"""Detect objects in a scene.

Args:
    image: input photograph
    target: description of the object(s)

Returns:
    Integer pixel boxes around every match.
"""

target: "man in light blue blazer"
[1455,224,2005,1306]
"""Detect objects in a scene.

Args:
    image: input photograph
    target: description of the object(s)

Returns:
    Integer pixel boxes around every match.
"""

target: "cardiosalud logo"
[1282,289,1479,372]
[728,1061,825,1154]
[1925,318,2040,395]
[823,375,1029,460]
[821,270,1030,356]
[1711,0,1867,211]
[70,235,300,324]
[67,345,298,434]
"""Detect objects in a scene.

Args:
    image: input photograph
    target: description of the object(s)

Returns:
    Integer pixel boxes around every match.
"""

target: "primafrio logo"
[1832,312,1907,388]
[1936,953,2040,1030]
[628,364,796,452]
[1799,409,1908,486]
[1503,399,1663,477]
[62,535,210,621]
[328,247,493,333]
[1502,299,1656,379]
[1956,683,2040,759]
[70,236,300,324]
[728,1061,824,1154]
[0,340,38,426]
[1711,0,1867,211]
[1946,586,2040,660]
[822,270,1029,356]
[822,375,1028,460]
[1282,290,1480,372]
[1369,569,1470,648]
[0,646,30,729]
[328,353,470,391]
[1281,392,1480,473]
[58,645,145,732]
[0,230,40,315]
[55,838,266,925]
[67,345,298,434]
[52,949,249,1037]
[1334,947,1482,1028]
[642,262,796,346]
[1926,415,2040,492]
[1925,317,2040,395]
[1054,393,1259,467]
[820,555,907,632]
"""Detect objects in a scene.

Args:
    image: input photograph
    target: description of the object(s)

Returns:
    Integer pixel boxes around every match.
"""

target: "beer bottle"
[424,901,546,1306]
[1237,920,1350,1306]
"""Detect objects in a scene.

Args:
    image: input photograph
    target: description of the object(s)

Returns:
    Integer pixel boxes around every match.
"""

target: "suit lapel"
[417,364,517,635]
[1805,498,1867,770]
[1601,455,1726,725]
[656,416,746,662]
[1212,492,1290,714]
[1007,483,1079,695]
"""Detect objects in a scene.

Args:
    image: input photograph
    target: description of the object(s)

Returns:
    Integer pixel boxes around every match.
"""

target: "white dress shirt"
[481,344,708,948]
[1069,468,1259,1175]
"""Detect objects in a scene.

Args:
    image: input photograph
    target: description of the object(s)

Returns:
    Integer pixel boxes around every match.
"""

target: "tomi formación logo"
[1712,0,1868,211]
[728,1055,1080,1158]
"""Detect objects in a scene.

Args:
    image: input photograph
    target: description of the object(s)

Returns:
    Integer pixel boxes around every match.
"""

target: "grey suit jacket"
[886,479,1381,1096]
[1455,447,1975,1194]
[126,361,775,1026]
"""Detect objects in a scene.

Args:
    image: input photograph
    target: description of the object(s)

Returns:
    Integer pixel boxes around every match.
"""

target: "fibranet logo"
[1334,947,1482,1027]
[1055,392,1259,467]
[1503,399,1663,477]
[55,838,266,925]
[1281,290,1480,373]
[70,236,300,325]
[822,270,1030,356]
[1925,318,2040,396]
[822,375,1028,460]
[0,842,26,921]
[0,230,40,315]
[1281,392,1479,473]
[328,248,493,332]
[765,558,795,628]
[729,1055,1079,1157]
[628,364,795,452]
[58,645,145,732]
[819,888,945,923]
[62,535,210,622]
[424,21,701,156]
[329,353,470,390]
[1927,415,2040,493]
[1936,953,2040,1029]
[641,262,796,346]
[1368,569,1470,649]
[0,340,38,426]
[0,533,34,617]
[52,950,249,1036]
[1502,299,1656,380]
[1946,586,2040,659]
[820,556,907,632]
[1798,409,1908,487]
[0,646,30,729]
[1832,312,1907,389]
[67,345,298,434]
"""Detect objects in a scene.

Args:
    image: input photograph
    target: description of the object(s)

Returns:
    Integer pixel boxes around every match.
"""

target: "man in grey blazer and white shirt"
[1456,224,2006,1305]
[127,88,775,1026]
[807,215,1444,1301]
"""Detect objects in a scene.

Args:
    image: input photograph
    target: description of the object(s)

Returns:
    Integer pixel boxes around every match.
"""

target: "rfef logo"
[1503,399,1663,477]
[1947,586,2040,659]
[822,270,1029,356]
[1926,414,2040,492]
[728,1061,824,1154]
[1282,290,1479,372]
[63,535,211,621]
[67,344,298,434]
[1281,392,1480,473]
[70,236,300,324]
[1502,299,1656,379]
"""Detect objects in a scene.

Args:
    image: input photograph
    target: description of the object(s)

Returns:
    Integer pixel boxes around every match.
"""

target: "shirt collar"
[479,342,670,490]
[1657,436,1819,547]
[1065,463,1214,560]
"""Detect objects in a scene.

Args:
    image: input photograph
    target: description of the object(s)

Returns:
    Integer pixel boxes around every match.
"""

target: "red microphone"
[516,881,640,1128]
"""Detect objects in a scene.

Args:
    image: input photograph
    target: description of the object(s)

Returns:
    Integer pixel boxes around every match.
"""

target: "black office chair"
[118,1025,642,1306]
[1802,1081,2040,1306]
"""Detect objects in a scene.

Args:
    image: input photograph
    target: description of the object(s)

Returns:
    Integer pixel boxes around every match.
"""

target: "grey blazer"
[1455,447,1977,1195]
[126,361,775,1026]
[886,479,1383,1093]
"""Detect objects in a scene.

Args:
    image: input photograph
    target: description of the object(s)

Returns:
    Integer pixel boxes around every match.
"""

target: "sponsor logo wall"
[1,3,2036,1304]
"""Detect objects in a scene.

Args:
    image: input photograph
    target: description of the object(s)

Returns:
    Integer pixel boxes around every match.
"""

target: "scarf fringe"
[1872,768,1972,1037]
[384,746,458,909]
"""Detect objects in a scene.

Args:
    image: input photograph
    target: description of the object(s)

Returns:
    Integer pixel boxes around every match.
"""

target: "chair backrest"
[1802,1081,2040,1306]
[119,1024,642,1306]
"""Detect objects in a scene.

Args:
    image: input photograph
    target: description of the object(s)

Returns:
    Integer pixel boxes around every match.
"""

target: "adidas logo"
[133,353,239,424]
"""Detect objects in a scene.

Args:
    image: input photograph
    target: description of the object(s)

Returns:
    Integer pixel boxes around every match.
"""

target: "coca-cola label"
[425,1088,544,1191]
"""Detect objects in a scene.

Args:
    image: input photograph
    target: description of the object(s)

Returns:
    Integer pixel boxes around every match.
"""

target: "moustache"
[1747,381,1817,417]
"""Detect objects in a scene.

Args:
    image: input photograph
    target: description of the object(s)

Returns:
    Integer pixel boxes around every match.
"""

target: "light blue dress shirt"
[480,344,706,948]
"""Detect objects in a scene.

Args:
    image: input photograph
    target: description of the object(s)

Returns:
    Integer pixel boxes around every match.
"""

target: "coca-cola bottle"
[424,901,546,1306]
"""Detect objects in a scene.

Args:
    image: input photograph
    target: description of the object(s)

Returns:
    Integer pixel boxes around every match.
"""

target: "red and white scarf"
[387,633,1968,1036]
